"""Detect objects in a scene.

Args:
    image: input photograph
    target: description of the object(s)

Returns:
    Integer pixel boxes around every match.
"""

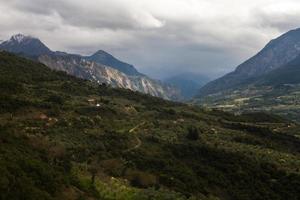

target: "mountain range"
[196,28,300,120]
[0,34,181,100]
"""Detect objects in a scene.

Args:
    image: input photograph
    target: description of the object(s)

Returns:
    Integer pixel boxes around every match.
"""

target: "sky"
[1,0,300,79]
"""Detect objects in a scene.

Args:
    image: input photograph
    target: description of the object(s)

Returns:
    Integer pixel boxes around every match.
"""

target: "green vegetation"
[195,56,300,122]
[1,52,300,200]
[196,83,300,122]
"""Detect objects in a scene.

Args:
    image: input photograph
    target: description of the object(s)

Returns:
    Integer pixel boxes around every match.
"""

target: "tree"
[88,160,99,185]
[186,127,199,141]
[48,144,66,165]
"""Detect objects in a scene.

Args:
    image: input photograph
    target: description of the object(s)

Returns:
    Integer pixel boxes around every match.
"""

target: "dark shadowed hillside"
[257,55,300,86]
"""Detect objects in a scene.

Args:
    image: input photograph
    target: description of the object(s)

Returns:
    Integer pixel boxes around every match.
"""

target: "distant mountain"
[0,34,138,75]
[165,73,210,99]
[198,28,300,97]
[257,55,300,86]
[39,54,180,100]
[0,34,181,100]
[0,34,52,56]
[195,28,300,121]
[85,50,141,76]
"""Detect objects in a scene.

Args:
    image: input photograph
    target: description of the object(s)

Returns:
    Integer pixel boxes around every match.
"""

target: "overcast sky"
[1,0,300,79]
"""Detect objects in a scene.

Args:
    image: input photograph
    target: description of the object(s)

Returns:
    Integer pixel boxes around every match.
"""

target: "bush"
[46,94,64,105]
[100,159,125,177]
[125,170,157,188]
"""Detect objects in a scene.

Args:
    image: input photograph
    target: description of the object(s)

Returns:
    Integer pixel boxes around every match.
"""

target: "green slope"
[1,52,300,200]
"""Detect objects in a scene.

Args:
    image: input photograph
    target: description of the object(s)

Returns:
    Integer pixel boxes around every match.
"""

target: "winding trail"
[129,136,142,151]
[124,122,145,152]
[129,122,146,133]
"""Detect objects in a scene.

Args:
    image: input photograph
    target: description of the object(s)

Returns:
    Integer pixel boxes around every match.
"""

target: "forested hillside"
[1,52,300,200]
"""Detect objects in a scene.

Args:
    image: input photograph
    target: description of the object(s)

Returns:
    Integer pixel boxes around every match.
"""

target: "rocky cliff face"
[0,34,181,100]
[84,50,142,76]
[38,54,180,100]
[198,28,300,97]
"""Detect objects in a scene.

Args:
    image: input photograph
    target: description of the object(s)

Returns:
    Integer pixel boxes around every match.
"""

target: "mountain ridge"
[38,53,180,100]
[85,50,142,76]
[0,34,181,100]
[198,28,300,97]
[195,28,300,120]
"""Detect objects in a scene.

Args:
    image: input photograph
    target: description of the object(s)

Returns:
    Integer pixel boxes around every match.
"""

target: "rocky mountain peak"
[92,50,112,57]
[86,50,141,76]
[10,33,32,43]
[0,33,52,56]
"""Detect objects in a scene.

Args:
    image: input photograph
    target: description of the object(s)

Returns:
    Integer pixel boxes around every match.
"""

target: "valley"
[195,84,300,121]
[2,3,300,199]
[1,52,300,200]
[196,28,300,121]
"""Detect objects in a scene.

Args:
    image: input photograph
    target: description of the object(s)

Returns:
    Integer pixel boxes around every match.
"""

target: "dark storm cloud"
[1,0,300,79]
[7,0,164,30]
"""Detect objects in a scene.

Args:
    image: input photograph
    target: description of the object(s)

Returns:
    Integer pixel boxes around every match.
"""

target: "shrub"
[125,170,157,188]
[100,159,125,177]
[46,94,64,105]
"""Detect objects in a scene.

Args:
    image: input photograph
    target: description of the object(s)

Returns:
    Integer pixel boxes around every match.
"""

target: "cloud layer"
[1,0,300,79]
